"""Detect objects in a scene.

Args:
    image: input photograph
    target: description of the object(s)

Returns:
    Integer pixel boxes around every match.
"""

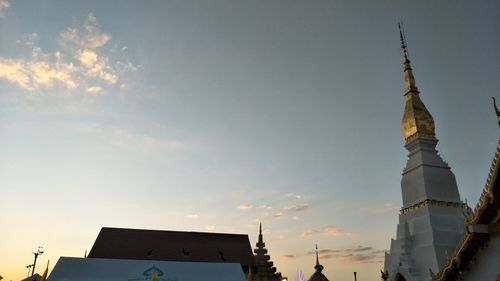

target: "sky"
[0,1,499,280]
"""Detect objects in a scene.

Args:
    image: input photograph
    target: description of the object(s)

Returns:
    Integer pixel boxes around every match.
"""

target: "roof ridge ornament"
[492,97,500,128]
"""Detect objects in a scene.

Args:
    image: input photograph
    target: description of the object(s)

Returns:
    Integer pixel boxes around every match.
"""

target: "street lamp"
[26,265,33,277]
[31,246,44,276]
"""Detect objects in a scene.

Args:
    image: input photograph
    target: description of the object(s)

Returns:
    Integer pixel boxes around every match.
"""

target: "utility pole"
[353,272,357,281]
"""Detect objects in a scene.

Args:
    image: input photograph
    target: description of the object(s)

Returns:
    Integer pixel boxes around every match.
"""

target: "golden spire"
[398,23,436,141]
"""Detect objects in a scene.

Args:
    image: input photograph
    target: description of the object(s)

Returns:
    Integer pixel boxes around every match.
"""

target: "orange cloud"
[237,204,253,210]
[0,13,135,93]
[301,224,354,238]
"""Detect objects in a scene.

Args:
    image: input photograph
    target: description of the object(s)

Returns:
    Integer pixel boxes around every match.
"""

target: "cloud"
[0,54,77,91]
[258,205,273,210]
[237,204,253,210]
[360,203,400,214]
[301,225,354,238]
[60,13,110,49]
[0,13,137,93]
[184,214,199,219]
[86,86,102,94]
[305,246,386,264]
[301,229,315,238]
[281,254,295,260]
[286,193,302,199]
[61,122,189,154]
[0,0,9,17]
[284,203,309,212]
[274,212,285,219]
[292,215,300,221]
[205,225,215,231]
[78,49,98,67]
[323,225,354,237]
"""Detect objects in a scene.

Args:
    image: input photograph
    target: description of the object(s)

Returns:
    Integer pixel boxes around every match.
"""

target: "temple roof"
[87,227,255,268]
[432,141,500,281]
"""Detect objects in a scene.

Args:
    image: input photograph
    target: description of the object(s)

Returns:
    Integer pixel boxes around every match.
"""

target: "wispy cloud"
[61,121,189,154]
[360,203,400,214]
[286,193,302,199]
[284,203,309,212]
[86,86,102,94]
[305,246,385,264]
[0,0,9,17]
[205,225,215,231]
[237,204,253,210]
[0,13,136,93]
[292,215,300,221]
[274,212,285,219]
[281,254,295,260]
[258,204,273,210]
[301,224,354,238]
[184,214,199,219]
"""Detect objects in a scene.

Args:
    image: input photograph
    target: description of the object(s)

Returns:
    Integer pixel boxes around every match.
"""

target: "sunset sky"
[1,1,499,280]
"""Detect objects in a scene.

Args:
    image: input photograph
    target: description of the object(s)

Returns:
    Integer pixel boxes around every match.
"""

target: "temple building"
[46,226,287,281]
[431,143,500,281]
[307,245,329,281]
[251,224,283,281]
[383,26,469,281]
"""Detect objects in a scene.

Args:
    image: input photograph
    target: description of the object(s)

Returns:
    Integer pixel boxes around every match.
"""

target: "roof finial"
[315,244,319,266]
[258,222,263,244]
[314,244,324,272]
[398,21,410,61]
[492,97,500,128]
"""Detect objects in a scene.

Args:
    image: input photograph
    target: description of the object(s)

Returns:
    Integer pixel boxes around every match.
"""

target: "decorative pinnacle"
[258,223,263,244]
[315,244,319,266]
[397,22,419,95]
[398,22,409,61]
[314,244,324,272]
[492,97,500,128]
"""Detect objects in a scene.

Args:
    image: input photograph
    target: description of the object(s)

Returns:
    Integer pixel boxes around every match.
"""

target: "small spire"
[315,244,319,266]
[258,223,263,244]
[314,244,324,272]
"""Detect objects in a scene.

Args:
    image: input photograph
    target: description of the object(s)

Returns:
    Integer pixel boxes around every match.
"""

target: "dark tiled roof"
[308,271,329,281]
[87,227,255,268]
[20,273,42,281]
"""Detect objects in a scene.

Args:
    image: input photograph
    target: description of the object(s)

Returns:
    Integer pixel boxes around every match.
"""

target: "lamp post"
[31,246,44,276]
[26,265,33,277]
[353,272,357,281]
